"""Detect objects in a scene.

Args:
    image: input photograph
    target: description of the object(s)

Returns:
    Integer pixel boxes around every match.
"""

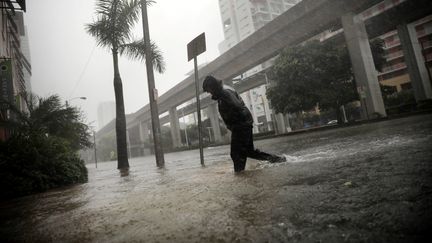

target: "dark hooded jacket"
[211,85,253,130]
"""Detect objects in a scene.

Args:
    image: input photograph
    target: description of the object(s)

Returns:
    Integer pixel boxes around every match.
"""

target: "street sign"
[187,32,206,61]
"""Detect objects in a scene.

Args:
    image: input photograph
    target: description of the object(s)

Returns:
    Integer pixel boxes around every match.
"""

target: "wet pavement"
[1,114,431,242]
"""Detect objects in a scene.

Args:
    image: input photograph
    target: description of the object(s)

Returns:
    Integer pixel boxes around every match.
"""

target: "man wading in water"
[202,75,286,173]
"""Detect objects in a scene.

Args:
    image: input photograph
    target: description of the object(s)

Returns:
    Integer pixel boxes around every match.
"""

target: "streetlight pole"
[141,0,165,168]
[93,131,97,168]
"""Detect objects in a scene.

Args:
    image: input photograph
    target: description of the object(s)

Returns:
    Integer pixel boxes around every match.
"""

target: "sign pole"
[187,33,206,166]
[194,56,204,166]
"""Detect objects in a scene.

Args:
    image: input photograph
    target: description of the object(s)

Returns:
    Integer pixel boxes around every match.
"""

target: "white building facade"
[97,101,116,130]
[218,0,300,133]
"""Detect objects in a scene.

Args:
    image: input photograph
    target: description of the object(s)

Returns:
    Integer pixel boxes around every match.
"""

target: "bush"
[384,90,416,107]
[384,90,417,115]
[0,134,88,200]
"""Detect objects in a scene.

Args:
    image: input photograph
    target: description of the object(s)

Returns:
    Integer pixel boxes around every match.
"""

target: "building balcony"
[385,50,404,61]
[384,41,401,50]
[0,0,26,12]
[421,40,432,50]
[379,63,407,76]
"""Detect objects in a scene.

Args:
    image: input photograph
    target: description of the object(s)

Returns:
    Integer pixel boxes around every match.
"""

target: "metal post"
[187,32,206,166]
[93,131,97,168]
[194,57,204,166]
[141,0,165,168]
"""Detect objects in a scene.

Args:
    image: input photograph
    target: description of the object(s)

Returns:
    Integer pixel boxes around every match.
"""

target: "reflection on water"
[1,114,431,242]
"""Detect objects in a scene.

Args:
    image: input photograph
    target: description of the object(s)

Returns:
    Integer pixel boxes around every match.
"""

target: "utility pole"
[141,0,165,168]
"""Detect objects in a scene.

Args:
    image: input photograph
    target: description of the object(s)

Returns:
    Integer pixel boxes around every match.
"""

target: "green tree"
[267,41,323,114]
[85,0,165,169]
[370,38,386,72]
[268,39,385,123]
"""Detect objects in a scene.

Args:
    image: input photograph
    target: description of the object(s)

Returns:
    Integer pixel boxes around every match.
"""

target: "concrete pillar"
[397,23,432,101]
[208,103,223,143]
[169,107,182,148]
[139,121,149,143]
[262,95,272,131]
[284,113,292,132]
[341,13,387,118]
[275,113,286,134]
[139,121,149,156]
[246,90,259,133]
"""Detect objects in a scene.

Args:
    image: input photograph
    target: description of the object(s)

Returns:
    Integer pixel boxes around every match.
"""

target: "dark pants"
[230,125,278,172]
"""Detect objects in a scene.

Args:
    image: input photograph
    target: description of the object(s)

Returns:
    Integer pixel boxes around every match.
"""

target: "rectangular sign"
[187,32,206,61]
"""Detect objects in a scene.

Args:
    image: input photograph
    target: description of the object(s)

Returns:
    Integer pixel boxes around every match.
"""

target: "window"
[224,19,231,29]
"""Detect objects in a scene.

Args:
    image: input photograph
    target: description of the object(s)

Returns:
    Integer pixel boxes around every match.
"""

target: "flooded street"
[1,114,432,242]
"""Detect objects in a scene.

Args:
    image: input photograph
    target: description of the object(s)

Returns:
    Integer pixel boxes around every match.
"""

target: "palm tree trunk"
[112,48,129,169]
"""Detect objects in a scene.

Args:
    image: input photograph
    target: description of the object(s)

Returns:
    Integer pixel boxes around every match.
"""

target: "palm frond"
[116,0,141,45]
[95,0,115,16]
[85,16,115,48]
[119,38,166,73]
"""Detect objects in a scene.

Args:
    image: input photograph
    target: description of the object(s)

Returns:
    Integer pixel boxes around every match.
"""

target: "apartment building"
[97,101,116,130]
[377,16,432,93]
[360,0,432,95]
[217,0,301,133]
[0,0,29,140]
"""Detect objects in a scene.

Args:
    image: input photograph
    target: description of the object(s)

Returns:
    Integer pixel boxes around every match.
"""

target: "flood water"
[1,114,431,242]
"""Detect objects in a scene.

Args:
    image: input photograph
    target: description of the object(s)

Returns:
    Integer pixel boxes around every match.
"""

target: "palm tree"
[0,93,91,199]
[0,93,92,151]
[85,0,165,169]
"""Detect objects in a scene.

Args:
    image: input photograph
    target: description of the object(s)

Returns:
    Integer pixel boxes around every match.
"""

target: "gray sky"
[25,0,224,130]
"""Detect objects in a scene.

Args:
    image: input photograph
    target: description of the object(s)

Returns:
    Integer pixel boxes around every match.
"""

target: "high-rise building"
[20,25,32,93]
[376,16,432,93]
[218,0,300,54]
[217,0,301,133]
[360,0,432,95]
[0,1,30,140]
[97,101,116,130]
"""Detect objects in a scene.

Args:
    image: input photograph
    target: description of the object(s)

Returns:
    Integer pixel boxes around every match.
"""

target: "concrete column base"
[342,12,387,118]
[169,107,182,148]
[275,113,286,134]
